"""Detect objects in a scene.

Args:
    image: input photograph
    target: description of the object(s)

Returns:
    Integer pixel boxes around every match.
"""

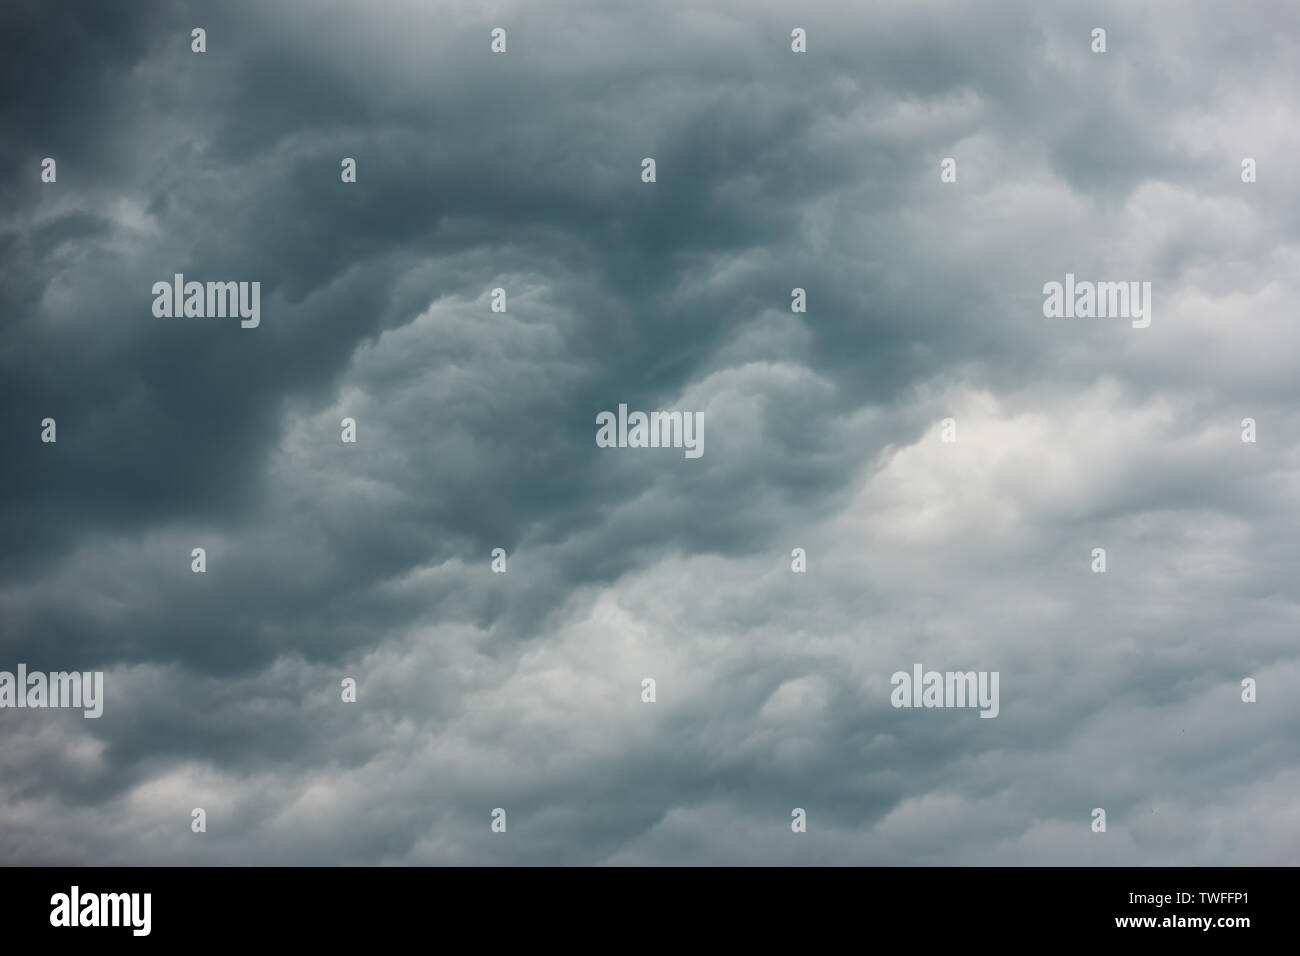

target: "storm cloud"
[1,0,1298,864]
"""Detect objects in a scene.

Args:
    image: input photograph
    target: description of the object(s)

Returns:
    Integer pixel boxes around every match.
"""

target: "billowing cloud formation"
[1,0,1298,864]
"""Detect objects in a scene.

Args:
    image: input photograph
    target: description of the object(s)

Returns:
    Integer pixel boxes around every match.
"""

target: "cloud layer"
[2,0,1298,864]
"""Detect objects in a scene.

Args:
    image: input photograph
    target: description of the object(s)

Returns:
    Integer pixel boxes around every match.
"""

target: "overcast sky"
[2,0,1298,865]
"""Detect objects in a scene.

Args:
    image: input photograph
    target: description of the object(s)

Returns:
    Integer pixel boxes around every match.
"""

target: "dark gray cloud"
[1,0,1298,865]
